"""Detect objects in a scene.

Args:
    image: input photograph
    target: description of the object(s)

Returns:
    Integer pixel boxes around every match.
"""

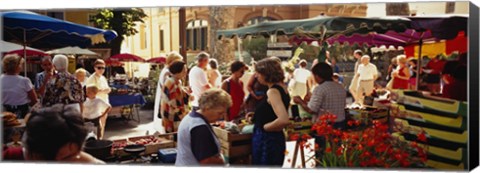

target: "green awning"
[217,16,411,39]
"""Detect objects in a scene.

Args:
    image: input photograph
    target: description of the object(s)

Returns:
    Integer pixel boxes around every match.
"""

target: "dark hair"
[169,61,186,74]
[209,59,218,69]
[311,62,333,81]
[230,60,246,73]
[408,58,418,65]
[255,58,285,83]
[23,104,87,160]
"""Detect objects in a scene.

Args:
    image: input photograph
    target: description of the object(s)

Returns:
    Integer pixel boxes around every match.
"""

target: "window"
[246,16,276,26]
[186,20,208,51]
[46,11,64,20]
[446,2,455,14]
[140,25,147,50]
[159,28,165,51]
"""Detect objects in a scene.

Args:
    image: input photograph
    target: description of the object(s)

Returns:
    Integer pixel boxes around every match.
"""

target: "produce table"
[212,126,252,164]
[109,93,146,122]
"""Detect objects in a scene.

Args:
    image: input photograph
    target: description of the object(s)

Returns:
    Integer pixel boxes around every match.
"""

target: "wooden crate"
[112,135,175,157]
[212,127,252,164]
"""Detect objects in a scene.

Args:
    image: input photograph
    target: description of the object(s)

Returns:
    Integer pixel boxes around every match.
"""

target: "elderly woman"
[251,57,291,166]
[42,55,84,112]
[161,61,191,133]
[2,104,104,163]
[154,51,184,133]
[1,54,38,118]
[176,89,232,166]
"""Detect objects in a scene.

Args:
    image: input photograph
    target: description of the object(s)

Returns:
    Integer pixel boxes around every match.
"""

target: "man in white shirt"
[189,52,211,111]
[356,55,378,106]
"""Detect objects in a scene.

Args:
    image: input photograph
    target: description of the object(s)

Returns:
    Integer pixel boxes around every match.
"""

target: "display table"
[109,93,146,122]
[212,126,252,164]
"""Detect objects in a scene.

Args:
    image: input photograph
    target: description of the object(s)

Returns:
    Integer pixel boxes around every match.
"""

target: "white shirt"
[293,68,311,84]
[159,67,170,88]
[86,74,111,103]
[82,97,111,119]
[1,74,34,105]
[357,63,378,81]
[188,66,209,107]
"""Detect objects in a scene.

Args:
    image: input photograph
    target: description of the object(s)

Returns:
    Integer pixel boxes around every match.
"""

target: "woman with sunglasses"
[86,59,111,137]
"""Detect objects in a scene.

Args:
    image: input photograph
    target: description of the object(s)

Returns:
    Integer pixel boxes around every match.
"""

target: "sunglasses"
[96,66,106,70]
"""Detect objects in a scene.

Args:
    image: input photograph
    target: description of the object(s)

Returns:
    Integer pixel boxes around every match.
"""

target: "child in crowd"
[82,85,112,139]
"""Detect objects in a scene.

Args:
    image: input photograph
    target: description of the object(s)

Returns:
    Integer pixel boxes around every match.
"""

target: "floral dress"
[160,77,190,133]
[42,72,84,107]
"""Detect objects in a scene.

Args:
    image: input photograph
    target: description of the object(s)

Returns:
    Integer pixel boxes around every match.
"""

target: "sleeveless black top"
[252,84,290,130]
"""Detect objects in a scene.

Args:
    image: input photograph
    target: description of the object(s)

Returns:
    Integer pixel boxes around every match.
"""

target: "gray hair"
[52,54,68,71]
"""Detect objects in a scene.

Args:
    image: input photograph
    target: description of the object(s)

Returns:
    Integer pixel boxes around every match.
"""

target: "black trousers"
[3,104,30,119]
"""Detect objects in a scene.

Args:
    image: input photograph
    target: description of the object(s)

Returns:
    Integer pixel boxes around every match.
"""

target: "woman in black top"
[251,57,291,166]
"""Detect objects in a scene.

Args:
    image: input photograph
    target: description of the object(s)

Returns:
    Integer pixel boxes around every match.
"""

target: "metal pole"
[415,38,423,91]
[23,29,27,77]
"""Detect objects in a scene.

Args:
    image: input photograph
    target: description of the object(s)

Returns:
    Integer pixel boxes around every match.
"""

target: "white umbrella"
[46,46,98,56]
[0,40,44,53]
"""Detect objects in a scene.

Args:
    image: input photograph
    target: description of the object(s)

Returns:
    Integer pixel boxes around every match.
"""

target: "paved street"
[104,108,156,140]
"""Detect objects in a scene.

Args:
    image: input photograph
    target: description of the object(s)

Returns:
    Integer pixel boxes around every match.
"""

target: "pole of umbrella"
[415,37,423,91]
[23,29,27,77]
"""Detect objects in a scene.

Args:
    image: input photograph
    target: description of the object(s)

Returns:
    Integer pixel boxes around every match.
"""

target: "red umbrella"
[108,53,145,62]
[6,49,49,57]
[105,59,124,67]
[147,56,166,64]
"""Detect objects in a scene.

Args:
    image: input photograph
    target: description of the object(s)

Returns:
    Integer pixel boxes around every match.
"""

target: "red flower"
[401,160,410,167]
[367,139,375,147]
[375,144,387,153]
[290,134,300,141]
[417,132,427,142]
[320,115,328,121]
[394,154,402,160]
[314,144,319,150]
[354,120,361,126]
[333,138,339,143]
[336,147,343,156]
[325,147,332,153]
[410,142,418,148]
[357,144,364,150]
[347,120,354,127]
[360,161,368,167]
[351,134,359,141]
[301,134,311,140]
[362,133,369,139]
[368,157,378,165]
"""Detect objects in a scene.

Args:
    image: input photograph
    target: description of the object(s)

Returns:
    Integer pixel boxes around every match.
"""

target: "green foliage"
[242,37,268,61]
[90,8,147,39]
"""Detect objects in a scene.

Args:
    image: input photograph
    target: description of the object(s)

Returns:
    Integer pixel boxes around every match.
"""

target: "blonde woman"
[392,55,410,90]
[154,51,184,133]
[1,54,38,118]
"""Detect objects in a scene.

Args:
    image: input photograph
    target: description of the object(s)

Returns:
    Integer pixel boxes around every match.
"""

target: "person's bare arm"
[28,89,38,106]
[293,96,317,115]
[263,89,290,132]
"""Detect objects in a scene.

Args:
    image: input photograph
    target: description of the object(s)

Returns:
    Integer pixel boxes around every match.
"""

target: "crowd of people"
[2,47,467,165]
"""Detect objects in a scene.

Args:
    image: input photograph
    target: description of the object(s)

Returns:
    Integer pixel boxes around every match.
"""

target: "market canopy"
[0,40,44,53]
[46,46,98,56]
[217,16,411,39]
[2,11,118,49]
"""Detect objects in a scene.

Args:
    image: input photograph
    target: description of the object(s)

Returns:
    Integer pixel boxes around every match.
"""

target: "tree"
[90,8,147,56]
[208,7,235,64]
